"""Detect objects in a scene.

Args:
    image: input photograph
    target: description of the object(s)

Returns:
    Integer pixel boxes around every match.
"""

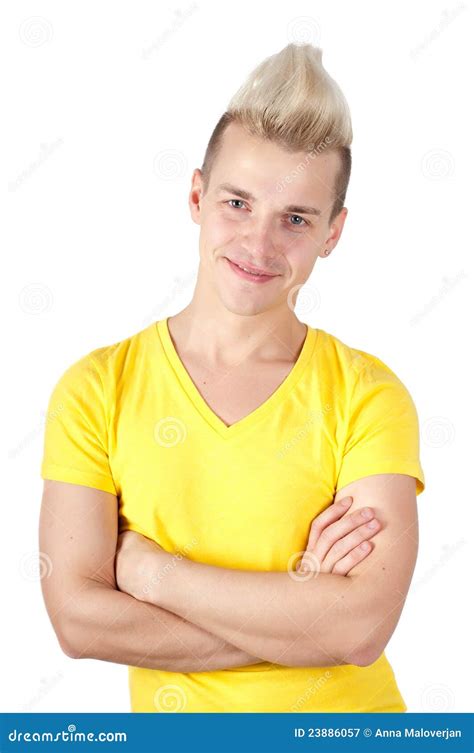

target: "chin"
[215,289,271,317]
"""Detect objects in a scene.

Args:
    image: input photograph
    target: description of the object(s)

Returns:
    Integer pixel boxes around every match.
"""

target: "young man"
[39,43,425,712]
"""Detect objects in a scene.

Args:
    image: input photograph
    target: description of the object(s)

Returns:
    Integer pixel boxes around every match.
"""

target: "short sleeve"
[40,353,117,495]
[336,353,425,496]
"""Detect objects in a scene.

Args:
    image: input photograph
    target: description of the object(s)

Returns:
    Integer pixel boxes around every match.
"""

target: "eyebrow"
[216,183,322,217]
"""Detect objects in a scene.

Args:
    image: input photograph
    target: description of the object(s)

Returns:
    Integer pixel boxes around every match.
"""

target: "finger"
[297,549,322,575]
[306,497,353,550]
[331,540,373,576]
[311,506,377,564]
[322,518,381,571]
[299,516,378,575]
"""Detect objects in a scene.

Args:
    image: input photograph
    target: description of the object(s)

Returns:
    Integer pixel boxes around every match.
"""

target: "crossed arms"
[39,473,419,672]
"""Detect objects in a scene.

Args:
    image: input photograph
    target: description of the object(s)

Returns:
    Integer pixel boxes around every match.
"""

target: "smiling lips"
[225,257,280,283]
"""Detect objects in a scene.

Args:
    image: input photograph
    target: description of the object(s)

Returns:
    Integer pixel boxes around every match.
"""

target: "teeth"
[238,264,264,276]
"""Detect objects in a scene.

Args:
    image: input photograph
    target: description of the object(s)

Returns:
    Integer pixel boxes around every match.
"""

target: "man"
[39,43,425,712]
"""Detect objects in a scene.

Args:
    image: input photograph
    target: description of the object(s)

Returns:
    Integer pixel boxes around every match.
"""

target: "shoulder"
[50,322,156,393]
[314,327,410,394]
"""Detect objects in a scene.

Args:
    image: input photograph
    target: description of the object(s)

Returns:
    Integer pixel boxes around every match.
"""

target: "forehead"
[210,121,339,202]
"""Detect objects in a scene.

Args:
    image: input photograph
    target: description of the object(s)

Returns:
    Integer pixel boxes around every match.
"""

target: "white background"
[1,0,472,713]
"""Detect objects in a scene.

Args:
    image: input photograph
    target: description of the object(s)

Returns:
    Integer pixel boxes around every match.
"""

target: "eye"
[225,200,309,230]
[226,199,246,210]
[288,214,308,228]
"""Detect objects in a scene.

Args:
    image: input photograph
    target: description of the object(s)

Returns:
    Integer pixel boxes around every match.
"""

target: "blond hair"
[201,44,352,223]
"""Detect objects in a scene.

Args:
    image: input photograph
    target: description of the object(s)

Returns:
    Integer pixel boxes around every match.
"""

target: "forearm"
[148,556,372,667]
[58,579,263,672]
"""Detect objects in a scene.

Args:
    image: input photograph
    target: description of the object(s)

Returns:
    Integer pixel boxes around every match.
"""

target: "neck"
[167,306,307,369]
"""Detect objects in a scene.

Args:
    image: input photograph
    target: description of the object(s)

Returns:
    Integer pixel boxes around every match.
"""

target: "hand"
[297,496,381,576]
[115,529,166,601]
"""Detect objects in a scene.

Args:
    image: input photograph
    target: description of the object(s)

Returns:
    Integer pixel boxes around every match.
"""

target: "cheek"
[200,213,241,251]
[284,243,318,278]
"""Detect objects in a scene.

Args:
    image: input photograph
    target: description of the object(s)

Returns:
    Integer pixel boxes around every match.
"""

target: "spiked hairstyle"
[200,44,353,224]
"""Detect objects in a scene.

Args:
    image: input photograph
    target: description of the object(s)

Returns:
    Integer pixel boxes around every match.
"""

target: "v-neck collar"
[154,317,319,439]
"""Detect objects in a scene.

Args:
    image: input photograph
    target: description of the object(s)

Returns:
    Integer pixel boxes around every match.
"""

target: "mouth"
[224,257,280,284]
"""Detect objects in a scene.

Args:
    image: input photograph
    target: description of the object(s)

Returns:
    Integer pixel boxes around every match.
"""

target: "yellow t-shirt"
[40,318,425,713]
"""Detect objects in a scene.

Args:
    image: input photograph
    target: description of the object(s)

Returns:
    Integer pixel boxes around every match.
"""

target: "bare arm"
[39,480,262,672]
[126,475,418,669]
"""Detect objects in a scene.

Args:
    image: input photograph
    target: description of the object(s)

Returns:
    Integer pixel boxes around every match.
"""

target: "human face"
[189,121,347,317]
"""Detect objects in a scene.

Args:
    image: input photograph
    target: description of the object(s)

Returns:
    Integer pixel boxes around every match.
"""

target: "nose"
[241,216,282,274]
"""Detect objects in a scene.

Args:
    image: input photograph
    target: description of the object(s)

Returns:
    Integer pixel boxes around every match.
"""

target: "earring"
[324,248,331,256]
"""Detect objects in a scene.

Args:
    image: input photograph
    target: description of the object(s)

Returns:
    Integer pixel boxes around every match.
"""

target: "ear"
[321,206,348,257]
[188,168,204,225]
